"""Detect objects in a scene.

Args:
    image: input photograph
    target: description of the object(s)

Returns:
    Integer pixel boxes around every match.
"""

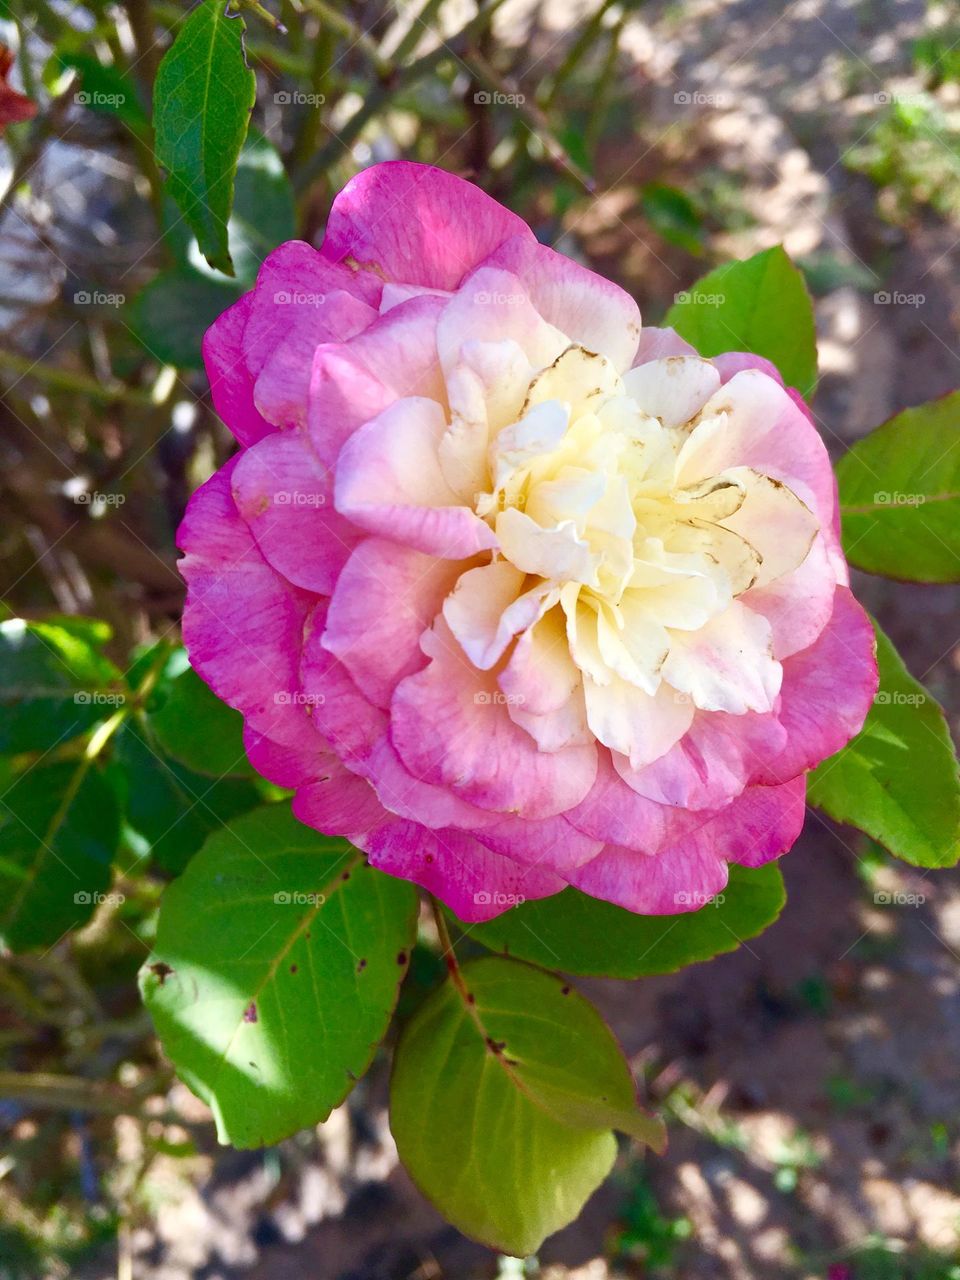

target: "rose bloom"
[179,162,877,921]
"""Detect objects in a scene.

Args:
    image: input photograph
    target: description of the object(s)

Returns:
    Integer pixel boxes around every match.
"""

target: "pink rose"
[178,161,878,922]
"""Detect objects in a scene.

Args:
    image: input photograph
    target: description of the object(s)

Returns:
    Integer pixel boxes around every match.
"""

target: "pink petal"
[320,161,535,290]
[178,458,314,747]
[202,294,273,447]
[756,586,878,784]
[616,706,788,811]
[299,603,387,769]
[390,620,597,819]
[359,820,565,922]
[742,534,837,659]
[307,292,448,467]
[334,396,498,558]
[478,234,642,371]
[569,840,729,915]
[436,265,568,373]
[712,351,784,384]
[632,326,697,362]
[293,763,388,837]
[231,430,360,594]
[242,241,380,381]
[243,725,329,788]
[323,537,462,708]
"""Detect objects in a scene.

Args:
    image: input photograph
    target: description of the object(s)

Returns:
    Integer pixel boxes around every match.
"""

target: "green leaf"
[116,719,260,875]
[153,0,256,275]
[836,391,960,583]
[464,863,785,978]
[130,268,242,369]
[390,956,665,1256]
[140,806,418,1146]
[0,762,121,951]
[0,617,125,756]
[665,245,818,394]
[161,129,297,286]
[809,620,960,867]
[148,654,252,778]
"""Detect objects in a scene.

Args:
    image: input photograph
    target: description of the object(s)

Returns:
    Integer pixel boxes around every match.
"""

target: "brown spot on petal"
[243,1002,258,1023]
[149,962,174,985]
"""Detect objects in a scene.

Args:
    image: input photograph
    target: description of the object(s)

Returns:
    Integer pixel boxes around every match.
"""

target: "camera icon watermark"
[274,690,325,707]
[74,890,125,905]
[274,490,326,507]
[74,290,125,307]
[674,891,726,908]
[673,89,730,107]
[873,290,925,308]
[273,890,326,905]
[474,891,526,907]
[474,690,525,706]
[273,289,326,305]
[673,290,726,307]
[274,90,326,107]
[75,90,127,109]
[473,90,525,106]
[74,691,126,706]
[874,889,925,906]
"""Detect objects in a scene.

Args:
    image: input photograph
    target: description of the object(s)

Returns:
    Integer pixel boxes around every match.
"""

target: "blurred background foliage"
[2,0,960,1277]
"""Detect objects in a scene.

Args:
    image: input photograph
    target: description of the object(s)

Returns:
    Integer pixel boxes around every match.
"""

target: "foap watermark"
[474,891,525,907]
[674,89,730,108]
[274,890,327,905]
[274,691,325,707]
[74,289,125,308]
[873,491,926,507]
[675,891,726,907]
[274,490,326,508]
[274,90,326,107]
[874,889,925,907]
[674,290,726,308]
[74,690,126,706]
[473,289,527,306]
[474,690,525,706]
[474,89,526,106]
[74,890,125,905]
[74,490,126,507]
[874,91,927,107]
[75,90,127,110]
[874,290,925,308]
[274,289,326,305]
[875,690,927,707]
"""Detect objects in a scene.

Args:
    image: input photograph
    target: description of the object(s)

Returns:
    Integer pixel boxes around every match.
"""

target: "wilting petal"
[623,356,721,428]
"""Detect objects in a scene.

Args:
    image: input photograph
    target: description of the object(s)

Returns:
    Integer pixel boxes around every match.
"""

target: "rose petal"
[321,160,535,290]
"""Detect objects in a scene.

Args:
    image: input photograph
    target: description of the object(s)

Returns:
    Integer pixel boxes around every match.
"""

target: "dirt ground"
[69,0,960,1276]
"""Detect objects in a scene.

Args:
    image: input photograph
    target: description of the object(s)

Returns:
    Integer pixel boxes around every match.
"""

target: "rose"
[179,161,877,923]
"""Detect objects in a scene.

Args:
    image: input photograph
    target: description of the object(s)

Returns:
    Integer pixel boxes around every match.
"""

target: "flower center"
[471,346,773,698]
